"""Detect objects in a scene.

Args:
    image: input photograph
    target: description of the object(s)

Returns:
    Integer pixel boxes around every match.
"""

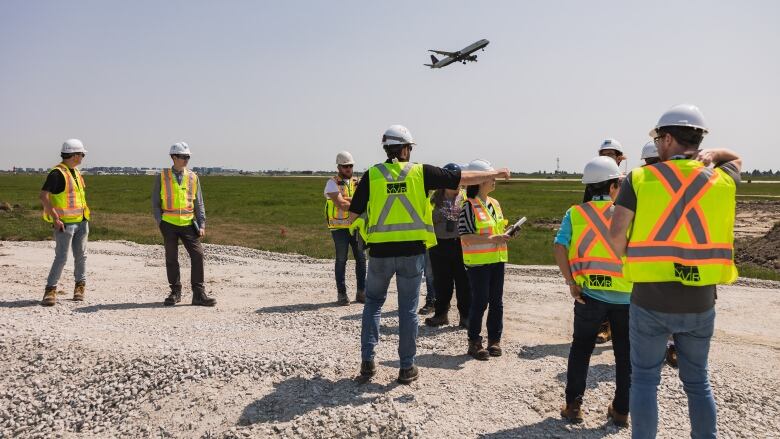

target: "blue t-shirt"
[554,196,630,305]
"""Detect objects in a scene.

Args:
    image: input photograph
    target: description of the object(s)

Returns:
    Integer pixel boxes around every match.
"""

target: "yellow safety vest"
[325,176,358,229]
[461,196,508,266]
[160,168,199,227]
[365,162,436,248]
[624,159,738,285]
[568,200,633,293]
[43,163,90,223]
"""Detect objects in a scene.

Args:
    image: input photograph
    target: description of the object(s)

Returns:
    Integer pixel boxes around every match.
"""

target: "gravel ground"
[1,240,779,438]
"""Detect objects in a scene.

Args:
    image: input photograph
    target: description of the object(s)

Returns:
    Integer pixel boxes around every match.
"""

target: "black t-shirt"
[41,168,80,194]
[614,160,740,313]
[349,161,461,257]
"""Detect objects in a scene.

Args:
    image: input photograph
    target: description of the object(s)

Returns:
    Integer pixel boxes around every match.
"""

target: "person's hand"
[343,196,352,202]
[495,168,511,180]
[695,149,717,166]
[489,234,511,243]
[199,228,206,238]
[54,218,65,231]
[569,283,585,304]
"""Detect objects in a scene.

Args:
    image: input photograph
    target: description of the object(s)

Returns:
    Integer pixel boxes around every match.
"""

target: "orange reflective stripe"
[573,203,618,260]
[186,171,195,210]
[162,170,173,210]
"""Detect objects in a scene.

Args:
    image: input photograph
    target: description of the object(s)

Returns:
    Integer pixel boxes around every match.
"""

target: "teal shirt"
[554,195,630,305]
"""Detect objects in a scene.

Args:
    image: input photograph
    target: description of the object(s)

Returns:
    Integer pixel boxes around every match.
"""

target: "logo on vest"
[674,263,700,282]
[587,275,613,288]
[386,182,407,194]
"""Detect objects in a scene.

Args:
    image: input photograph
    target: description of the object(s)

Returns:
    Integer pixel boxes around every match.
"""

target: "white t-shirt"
[324,178,340,198]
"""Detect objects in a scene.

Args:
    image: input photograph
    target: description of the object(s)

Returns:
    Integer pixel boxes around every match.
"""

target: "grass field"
[1,174,779,276]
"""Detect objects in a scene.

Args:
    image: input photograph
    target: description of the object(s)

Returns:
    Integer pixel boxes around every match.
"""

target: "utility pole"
[555,157,560,174]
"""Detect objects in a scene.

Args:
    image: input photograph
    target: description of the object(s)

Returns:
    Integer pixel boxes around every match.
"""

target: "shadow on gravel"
[74,302,165,313]
[0,299,40,308]
[341,309,398,321]
[479,416,612,438]
[381,353,470,370]
[519,343,610,360]
[555,363,615,390]
[257,302,343,314]
[238,376,387,424]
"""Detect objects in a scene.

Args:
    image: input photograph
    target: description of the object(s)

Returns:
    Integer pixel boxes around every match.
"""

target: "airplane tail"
[424,54,439,68]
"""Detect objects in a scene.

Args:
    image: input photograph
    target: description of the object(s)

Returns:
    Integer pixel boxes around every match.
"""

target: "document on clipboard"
[505,216,527,237]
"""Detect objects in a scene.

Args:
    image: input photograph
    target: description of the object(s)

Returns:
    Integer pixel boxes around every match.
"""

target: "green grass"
[735,264,780,281]
[1,175,779,276]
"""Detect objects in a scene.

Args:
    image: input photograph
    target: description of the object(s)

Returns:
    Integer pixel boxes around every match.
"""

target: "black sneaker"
[164,291,181,306]
[397,365,419,385]
[356,360,376,384]
[337,294,350,306]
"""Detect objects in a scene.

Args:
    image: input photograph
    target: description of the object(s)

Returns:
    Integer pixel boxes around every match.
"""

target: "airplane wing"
[428,50,459,57]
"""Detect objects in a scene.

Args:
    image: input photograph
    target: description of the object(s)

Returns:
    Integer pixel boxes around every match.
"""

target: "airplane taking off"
[424,39,489,69]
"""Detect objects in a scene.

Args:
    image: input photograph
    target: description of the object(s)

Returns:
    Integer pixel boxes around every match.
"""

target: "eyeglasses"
[599,150,620,158]
[339,164,353,168]
[653,133,667,144]
[174,155,190,160]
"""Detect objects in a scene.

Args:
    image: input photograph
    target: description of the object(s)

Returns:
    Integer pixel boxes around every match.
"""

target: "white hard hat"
[650,104,709,137]
[640,141,659,160]
[599,138,623,154]
[467,159,494,172]
[169,142,191,155]
[61,138,87,154]
[381,125,415,147]
[336,151,354,165]
[582,156,622,184]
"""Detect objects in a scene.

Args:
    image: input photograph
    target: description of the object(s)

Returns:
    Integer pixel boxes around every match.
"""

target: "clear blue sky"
[1,0,778,172]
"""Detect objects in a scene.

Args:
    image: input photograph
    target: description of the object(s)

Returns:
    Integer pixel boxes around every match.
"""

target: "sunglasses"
[653,134,667,144]
[339,164,354,168]
[174,155,190,160]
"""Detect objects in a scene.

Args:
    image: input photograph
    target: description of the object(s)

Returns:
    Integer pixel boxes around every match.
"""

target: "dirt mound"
[736,221,780,271]
[735,200,780,239]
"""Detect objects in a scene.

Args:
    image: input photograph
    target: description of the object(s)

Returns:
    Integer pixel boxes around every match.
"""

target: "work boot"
[41,286,57,307]
[192,290,217,307]
[418,302,435,315]
[665,343,678,368]
[355,289,366,304]
[468,338,489,361]
[337,293,349,306]
[487,339,503,357]
[164,290,182,306]
[424,313,449,327]
[607,404,629,428]
[596,321,612,344]
[397,365,419,385]
[561,397,584,423]
[73,281,86,301]
[355,360,375,384]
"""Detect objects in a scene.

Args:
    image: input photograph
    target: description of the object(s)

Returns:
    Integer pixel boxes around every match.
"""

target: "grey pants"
[46,221,89,288]
[159,220,204,294]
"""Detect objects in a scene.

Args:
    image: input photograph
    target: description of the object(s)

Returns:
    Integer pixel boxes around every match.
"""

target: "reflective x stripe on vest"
[568,200,632,293]
[461,197,508,266]
[624,160,737,285]
[43,164,90,223]
[365,162,436,247]
[325,176,356,229]
[160,168,198,226]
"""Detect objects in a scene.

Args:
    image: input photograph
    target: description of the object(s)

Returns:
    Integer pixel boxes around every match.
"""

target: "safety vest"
[624,159,738,285]
[43,163,90,223]
[365,162,436,248]
[461,196,508,266]
[568,200,633,293]
[160,168,198,227]
[325,176,357,229]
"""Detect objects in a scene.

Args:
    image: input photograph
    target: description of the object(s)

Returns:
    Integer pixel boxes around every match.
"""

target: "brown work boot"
[424,313,449,327]
[41,286,57,307]
[164,291,182,306]
[192,290,217,307]
[607,404,629,427]
[596,321,612,344]
[73,281,86,301]
[355,289,366,303]
[487,339,502,357]
[560,397,584,423]
[468,338,489,361]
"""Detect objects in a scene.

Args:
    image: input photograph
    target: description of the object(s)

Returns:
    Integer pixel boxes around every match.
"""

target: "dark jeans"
[331,228,366,296]
[422,250,436,305]
[160,220,204,294]
[566,298,631,415]
[467,262,504,341]
[430,238,470,318]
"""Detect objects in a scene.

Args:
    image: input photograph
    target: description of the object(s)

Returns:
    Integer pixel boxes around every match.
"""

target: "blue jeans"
[361,254,424,369]
[331,229,366,296]
[423,250,436,305]
[630,303,717,439]
[467,262,505,342]
[46,221,89,288]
